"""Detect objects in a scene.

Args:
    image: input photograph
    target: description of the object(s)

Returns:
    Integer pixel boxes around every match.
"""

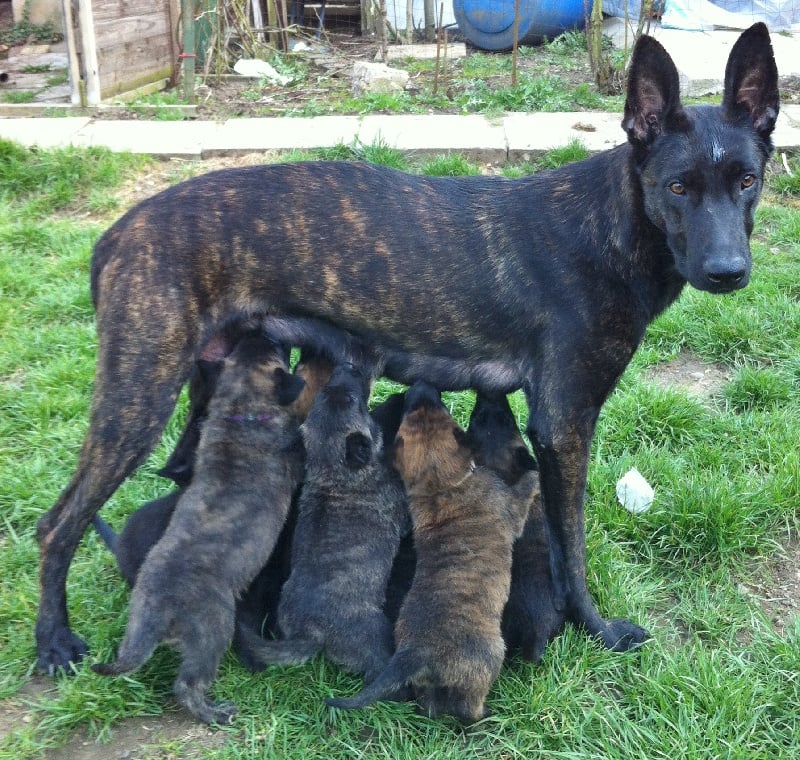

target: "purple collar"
[223,412,274,424]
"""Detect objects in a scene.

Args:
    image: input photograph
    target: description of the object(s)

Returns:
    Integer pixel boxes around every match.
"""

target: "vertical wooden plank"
[77,0,101,104]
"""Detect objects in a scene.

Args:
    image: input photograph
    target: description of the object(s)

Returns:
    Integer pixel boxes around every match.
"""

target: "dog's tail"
[91,515,118,555]
[233,623,320,672]
[326,649,422,710]
[92,615,168,677]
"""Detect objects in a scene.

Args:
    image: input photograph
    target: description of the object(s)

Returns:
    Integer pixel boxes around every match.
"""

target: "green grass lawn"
[1,139,799,758]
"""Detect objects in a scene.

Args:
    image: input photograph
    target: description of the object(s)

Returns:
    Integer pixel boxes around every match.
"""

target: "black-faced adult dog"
[35,24,779,673]
[466,393,565,663]
[327,381,536,723]
[237,364,410,682]
[92,331,306,724]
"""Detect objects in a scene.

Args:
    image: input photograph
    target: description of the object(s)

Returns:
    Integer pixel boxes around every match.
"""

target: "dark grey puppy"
[466,393,565,663]
[92,330,306,725]
[236,364,410,683]
[328,381,537,724]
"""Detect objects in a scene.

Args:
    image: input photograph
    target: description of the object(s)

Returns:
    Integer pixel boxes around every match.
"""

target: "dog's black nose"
[704,258,749,291]
[707,269,746,286]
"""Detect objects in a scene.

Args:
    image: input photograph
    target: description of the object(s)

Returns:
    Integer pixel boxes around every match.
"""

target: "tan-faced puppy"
[92,331,306,725]
[327,381,536,724]
[236,364,410,682]
[466,393,565,663]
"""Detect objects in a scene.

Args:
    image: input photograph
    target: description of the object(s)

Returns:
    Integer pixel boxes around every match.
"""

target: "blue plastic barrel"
[453,0,587,51]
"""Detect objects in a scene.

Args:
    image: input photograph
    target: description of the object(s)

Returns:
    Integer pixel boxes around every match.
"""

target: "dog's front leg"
[525,393,649,653]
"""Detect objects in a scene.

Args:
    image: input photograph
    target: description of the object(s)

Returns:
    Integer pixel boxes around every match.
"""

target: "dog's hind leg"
[329,613,394,684]
[173,624,238,725]
[36,301,198,673]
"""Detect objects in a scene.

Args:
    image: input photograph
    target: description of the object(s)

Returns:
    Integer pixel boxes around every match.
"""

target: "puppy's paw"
[187,697,238,726]
[208,700,238,726]
[596,618,650,652]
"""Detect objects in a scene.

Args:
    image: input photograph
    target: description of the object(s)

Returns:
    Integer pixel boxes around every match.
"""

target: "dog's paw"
[36,627,88,675]
[184,696,238,726]
[596,618,650,652]
[208,700,238,726]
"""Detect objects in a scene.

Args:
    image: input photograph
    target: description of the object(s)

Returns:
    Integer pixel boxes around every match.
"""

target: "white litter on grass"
[616,468,655,514]
[233,59,291,85]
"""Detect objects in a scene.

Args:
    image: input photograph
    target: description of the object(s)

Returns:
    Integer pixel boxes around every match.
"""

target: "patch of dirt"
[47,715,230,760]
[739,537,800,637]
[645,349,731,401]
[0,676,229,759]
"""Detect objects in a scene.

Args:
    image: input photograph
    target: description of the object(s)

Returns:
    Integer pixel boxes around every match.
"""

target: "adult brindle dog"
[35,24,779,673]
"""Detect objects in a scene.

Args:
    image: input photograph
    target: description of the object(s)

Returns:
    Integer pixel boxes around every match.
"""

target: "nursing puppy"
[92,346,332,596]
[233,346,336,661]
[328,381,536,723]
[466,393,565,663]
[237,364,410,682]
[92,331,306,724]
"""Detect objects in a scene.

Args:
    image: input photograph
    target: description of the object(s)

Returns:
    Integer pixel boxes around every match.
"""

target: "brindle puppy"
[237,364,409,682]
[327,381,536,723]
[466,393,565,663]
[92,331,305,724]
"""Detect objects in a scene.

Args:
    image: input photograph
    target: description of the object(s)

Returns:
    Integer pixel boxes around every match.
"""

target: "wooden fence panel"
[71,0,179,102]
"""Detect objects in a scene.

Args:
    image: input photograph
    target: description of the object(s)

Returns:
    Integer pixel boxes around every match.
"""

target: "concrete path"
[0,106,797,161]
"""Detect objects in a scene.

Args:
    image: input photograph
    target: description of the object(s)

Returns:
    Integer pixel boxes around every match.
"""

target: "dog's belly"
[259,314,525,394]
[380,349,523,394]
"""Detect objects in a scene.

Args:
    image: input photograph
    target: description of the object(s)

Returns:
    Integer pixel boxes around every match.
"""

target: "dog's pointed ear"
[345,432,373,469]
[622,34,684,147]
[275,368,306,406]
[722,22,779,141]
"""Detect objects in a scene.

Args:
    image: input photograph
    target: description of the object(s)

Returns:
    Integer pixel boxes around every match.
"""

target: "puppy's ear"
[275,368,306,406]
[722,22,779,142]
[622,34,685,147]
[195,358,225,386]
[345,432,373,469]
[452,427,470,449]
[156,454,193,487]
[514,446,538,473]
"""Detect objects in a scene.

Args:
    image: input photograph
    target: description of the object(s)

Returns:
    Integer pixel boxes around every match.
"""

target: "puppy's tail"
[91,515,118,555]
[326,649,421,710]
[92,615,168,676]
[233,624,320,672]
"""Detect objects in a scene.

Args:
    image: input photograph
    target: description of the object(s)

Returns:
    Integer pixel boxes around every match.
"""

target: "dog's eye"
[668,182,685,195]
[741,174,756,189]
